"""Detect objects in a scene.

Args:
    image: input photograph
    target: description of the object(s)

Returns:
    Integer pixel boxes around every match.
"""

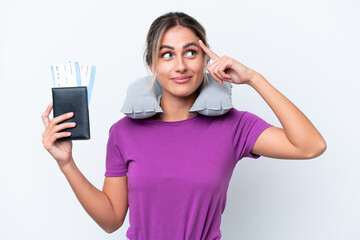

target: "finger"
[213,57,228,77]
[208,55,225,70]
[219,70,232,80]
[50,112,74,128]
[207,66,223,85]
[41,102,53,128]
[45,132,72,149]
[212,66,224,83]
[43,121,74,143]
[216,58,233,80]
[199,40,220,61]
[210,57,228,83]
[51,132,72,142]
[52,122,76,134]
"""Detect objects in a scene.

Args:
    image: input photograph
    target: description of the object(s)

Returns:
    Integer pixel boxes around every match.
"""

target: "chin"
[168,86,201,98]
[170,90,197,98]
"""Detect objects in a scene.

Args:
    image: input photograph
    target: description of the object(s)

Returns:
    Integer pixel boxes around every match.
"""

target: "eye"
[161,52,173,59]
[185,50,197,57]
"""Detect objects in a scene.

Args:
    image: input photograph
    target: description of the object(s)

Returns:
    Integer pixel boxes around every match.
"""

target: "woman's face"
[153,26,204,99]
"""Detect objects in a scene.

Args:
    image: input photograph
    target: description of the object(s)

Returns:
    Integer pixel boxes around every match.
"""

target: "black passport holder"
[52,86,90,141]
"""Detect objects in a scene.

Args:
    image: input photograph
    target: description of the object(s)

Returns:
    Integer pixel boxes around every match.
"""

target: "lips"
[172,75,192,83]
[172,75,192,80]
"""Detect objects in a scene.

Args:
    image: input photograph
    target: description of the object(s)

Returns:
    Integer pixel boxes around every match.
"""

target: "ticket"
[51,61,96,105]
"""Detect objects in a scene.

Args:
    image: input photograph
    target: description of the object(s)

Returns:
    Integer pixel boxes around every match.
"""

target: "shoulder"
[196,108,251,128]
[227,107,246,116]
[225,107,253,120]
[225,108,269,128]
[109,115,140,131]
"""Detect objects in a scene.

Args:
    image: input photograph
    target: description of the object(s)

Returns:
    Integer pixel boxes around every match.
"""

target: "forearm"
[59,158,120,232]
[249,72,326,155]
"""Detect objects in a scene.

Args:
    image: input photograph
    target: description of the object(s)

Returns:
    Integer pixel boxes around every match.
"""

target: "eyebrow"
[159,42,200,51]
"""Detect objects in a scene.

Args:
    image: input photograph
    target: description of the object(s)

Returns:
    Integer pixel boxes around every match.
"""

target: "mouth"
[172,75,192,83]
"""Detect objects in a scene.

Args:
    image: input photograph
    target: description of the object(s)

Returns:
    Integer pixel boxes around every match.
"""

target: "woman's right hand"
[41,102,76,167]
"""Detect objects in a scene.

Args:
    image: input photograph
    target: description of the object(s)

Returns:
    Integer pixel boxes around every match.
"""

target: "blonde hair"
[143,12,210,91]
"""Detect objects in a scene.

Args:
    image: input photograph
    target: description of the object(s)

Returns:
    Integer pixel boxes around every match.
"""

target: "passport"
[52,86,90,140]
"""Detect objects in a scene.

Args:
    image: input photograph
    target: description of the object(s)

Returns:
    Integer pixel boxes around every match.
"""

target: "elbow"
[102,207,127,233]
[104,229,116,234]
[103,222,123,234]
[104,227,115,234]
[303,139,327,159]
[104,225,121,234]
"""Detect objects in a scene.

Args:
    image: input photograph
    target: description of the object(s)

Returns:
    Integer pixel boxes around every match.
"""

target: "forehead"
[160,26,198,46]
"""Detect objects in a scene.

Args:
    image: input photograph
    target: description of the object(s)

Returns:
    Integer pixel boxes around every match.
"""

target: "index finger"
[199,40,220,61]
[41,102,53,128]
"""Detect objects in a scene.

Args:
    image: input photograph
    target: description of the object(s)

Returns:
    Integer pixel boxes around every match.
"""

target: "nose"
[174,56,187,73]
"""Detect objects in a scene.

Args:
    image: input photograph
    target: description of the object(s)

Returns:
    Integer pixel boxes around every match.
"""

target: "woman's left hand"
[199,39,257,85]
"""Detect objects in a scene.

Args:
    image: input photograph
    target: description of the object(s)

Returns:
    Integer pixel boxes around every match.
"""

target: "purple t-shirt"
[105,108,272,240]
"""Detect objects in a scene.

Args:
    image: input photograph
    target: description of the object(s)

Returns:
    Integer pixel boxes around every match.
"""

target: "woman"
[41,12,326,240]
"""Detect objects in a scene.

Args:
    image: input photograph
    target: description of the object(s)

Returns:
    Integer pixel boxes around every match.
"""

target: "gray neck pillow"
[120,73,233,119]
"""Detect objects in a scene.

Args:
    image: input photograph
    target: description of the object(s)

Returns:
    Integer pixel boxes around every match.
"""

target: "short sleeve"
[104,124,128,177]
[228,108,272,162]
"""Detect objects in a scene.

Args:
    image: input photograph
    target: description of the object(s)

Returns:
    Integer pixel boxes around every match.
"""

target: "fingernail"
[68,112,73,116]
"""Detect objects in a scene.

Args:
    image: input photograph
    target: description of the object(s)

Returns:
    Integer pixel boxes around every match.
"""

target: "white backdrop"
[1,0,359,239]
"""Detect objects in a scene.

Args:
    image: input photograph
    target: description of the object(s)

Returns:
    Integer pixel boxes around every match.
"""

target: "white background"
[1,0,359,239]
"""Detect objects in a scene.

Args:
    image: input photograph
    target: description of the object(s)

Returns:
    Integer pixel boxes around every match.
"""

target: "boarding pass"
[51,61,96,105]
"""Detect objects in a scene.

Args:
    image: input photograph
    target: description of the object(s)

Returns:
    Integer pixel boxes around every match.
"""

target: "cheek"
[157,61,172,76]
[189,59,204,73]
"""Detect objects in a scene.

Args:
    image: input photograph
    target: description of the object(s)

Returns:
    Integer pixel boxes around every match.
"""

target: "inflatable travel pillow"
[120,73,233,119]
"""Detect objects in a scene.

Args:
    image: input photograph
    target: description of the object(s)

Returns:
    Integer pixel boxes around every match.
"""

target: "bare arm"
[198,40,327,159]
[249,72,327,159]
[59,160,128,233]
[41,102,128,233]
